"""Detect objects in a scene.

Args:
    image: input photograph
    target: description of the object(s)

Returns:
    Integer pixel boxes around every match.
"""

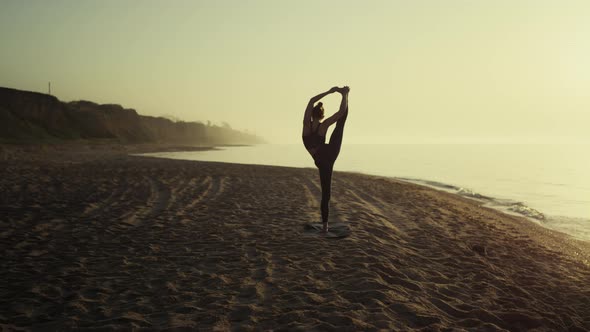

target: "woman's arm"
[310,87,337,104]
[321,86,349,128]
[303,87,338,125]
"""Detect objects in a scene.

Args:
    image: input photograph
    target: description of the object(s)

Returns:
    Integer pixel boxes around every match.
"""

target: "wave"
[398,178,546,221]
[399,177,590,241]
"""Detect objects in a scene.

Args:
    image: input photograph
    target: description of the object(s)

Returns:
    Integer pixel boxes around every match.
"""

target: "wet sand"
[1,146,589,331]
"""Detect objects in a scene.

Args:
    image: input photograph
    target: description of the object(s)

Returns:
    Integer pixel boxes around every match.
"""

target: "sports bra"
[302,122,325,151]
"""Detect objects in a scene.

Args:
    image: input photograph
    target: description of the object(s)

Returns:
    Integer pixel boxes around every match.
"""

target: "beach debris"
[471,244,487,256]
[507,203,545,221]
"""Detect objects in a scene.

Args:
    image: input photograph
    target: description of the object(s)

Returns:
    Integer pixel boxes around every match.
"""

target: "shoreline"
[140,148,590,244]
[2,146,589,330]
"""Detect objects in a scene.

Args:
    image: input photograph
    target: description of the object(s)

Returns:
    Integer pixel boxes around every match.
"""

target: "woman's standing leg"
[318,163,333,231]
[316,106,348,232]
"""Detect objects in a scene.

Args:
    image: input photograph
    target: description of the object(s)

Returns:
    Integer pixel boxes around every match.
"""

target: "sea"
[141,144,590,242]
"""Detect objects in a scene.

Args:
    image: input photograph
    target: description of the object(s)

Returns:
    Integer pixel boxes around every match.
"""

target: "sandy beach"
[1,145,589,331]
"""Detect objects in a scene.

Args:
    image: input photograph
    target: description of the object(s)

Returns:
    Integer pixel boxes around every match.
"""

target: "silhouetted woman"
[302,86,349,232]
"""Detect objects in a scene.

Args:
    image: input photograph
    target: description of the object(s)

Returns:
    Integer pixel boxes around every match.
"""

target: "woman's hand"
[335,86,350,94]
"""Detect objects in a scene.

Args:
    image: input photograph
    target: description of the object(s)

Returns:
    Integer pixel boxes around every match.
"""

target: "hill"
[0,87,264,145]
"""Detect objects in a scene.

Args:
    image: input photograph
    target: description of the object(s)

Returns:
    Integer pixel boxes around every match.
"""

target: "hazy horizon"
[2,0,590,144]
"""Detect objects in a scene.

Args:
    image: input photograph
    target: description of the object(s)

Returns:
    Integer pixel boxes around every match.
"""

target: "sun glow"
[1,1,590,144]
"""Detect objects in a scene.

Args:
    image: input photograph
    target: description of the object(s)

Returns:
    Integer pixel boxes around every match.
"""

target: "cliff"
[0,87,264,145]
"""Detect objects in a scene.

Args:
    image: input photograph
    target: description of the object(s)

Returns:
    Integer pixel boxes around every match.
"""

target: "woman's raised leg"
[327,106,349,162]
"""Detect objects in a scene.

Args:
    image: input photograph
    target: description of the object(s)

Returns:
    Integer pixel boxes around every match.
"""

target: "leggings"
[314,107,348,224]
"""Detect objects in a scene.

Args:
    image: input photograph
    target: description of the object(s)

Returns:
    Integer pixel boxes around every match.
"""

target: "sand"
[1,145,589,331]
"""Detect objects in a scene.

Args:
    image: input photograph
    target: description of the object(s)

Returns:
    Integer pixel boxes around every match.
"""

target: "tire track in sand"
[177,175,227,216]
[82,179,127,219]
[336,179,406,238]
[229,245,275,325]
[121,177,171,226]
[299,177,319,210]
[167,176,198,211]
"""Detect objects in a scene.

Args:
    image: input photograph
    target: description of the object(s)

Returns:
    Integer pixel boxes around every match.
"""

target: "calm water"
[142,144,590,241]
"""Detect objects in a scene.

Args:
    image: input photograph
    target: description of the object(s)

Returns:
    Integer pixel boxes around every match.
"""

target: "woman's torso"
[302,122,326,156]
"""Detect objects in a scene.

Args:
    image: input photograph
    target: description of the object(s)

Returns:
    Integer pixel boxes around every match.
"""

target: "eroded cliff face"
[0,88,74,140]
[0,87,264,145]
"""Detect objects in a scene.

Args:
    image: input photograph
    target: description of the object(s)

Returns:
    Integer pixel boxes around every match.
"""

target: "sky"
[1,0,589,144]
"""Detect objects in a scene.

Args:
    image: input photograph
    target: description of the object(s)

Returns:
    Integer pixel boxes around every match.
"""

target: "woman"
[302,86,349,233]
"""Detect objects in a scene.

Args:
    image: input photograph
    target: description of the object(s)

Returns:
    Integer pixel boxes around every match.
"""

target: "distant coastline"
[0,86,265,146]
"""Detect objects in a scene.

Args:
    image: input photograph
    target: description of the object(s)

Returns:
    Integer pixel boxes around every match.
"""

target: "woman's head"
[312,102,324,120]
